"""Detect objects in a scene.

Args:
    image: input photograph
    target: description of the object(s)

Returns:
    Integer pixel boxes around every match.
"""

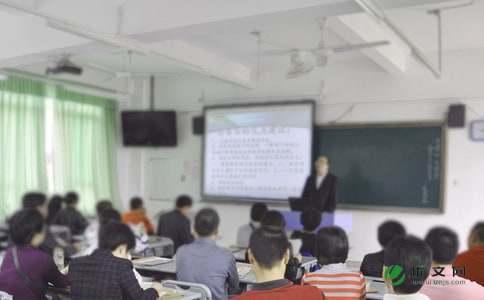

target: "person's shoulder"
[290,285,324,297]
[363,250,384,260]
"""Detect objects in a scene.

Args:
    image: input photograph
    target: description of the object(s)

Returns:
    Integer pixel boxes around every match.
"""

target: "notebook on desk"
[134,257,173,267]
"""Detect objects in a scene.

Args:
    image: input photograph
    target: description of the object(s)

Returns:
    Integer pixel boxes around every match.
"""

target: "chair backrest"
[0,291,13,300]
[162,280,212,300]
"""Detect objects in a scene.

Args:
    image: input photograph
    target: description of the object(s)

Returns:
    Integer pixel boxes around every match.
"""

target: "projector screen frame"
[201,99,316,204]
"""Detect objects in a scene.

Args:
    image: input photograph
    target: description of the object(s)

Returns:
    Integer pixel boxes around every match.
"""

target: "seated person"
[84,200,113,248]
[157,195,194,251]
[303,226,366,300]
[360,220,406,277]
[176,208,239,300]
[46,194,64,225]
[53,191,88,236]
[383,235,432,300]
[261,210,286,229]
[81,208,121,256]
[122,197,154,235]
[421,227,484,299]
[69,222,163,300]
[236,203,268,248]
[234,227,324,300]
[454,222,484,286]
[22,192,76,257]
[0,209,69,300]
[290,208,321,257]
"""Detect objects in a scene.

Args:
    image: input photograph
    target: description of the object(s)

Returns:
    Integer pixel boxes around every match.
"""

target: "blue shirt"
[176,238,239,300]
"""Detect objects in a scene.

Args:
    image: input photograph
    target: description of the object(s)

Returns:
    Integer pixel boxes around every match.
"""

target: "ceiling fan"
[261,18,390,78]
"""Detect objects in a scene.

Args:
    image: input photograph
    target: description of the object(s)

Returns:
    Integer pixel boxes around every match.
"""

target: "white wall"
[117,48,484,260]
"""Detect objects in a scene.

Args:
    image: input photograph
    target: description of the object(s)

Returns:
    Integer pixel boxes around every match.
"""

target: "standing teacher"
[301,156,338,212]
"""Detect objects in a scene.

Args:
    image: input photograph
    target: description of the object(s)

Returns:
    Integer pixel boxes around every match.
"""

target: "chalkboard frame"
[316,121,447,214]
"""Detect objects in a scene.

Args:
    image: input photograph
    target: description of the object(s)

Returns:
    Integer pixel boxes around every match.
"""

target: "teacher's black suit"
[301,173,338,212]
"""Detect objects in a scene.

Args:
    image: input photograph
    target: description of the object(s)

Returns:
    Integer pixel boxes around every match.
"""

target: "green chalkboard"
[316,123,445,212]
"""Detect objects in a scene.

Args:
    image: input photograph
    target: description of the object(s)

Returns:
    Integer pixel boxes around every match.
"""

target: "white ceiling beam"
[330,13,411,74]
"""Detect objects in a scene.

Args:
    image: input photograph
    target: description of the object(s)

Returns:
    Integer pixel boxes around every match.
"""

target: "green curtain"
[0,76,47,218]
[52,86,118,214]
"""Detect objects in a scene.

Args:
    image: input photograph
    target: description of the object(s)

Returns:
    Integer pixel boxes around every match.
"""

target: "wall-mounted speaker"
[193,116,204,135]
[447,104,466,128]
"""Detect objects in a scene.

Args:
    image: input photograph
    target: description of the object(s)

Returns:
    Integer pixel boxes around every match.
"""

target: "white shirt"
[316,175,326,189]
[384,293,431,300]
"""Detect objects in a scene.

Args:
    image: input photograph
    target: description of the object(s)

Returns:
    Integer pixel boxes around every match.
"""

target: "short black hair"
[99,222,135,251]
[22,192,47,209]
[96,200,113,216]
[250,203,268,222]
[65,192,79,205]
[99,208,122,226]
[47,195,64,224]
[176,195,193,209]
[249,226,290,269]
[194,208,219,237]
[378,220,406,248]
[261,210,286,230]
[384,235,432,294]
[425,227,459,264]
[130,197,143,210]
[300,208,322,232]
[9,209,45,246]
[315,226,349,265]
[470,222,484,243]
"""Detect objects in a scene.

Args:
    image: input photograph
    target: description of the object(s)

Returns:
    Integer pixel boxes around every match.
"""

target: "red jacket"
[234,280,324,300]
[454,246,484,287]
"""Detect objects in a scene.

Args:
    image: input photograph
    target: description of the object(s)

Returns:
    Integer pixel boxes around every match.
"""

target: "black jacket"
[360,250,385,278]
[301,174,338,212]
[53,207,88,236]
[157,210,194,252]
[69,249,158,300]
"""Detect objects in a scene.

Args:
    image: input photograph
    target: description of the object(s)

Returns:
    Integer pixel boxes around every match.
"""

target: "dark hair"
[99,208,122,226]
[130,197,143,210]
[384,235,432,294]
[22,192,47,209]
[65,192,79,206]
[194,208,219,237]
[9,209,45,246]
[250,203,268,222]
[378,220,406,248]
[99,222,135,251]
[315,226,349,265]
[470,222,484,243]
[47,195,64,224]
[425,227,459,264]
[300,209,322,232]
[176,195,193,209]
[249,227,290,269]
[261,210,286,229]
[96,200,113,216]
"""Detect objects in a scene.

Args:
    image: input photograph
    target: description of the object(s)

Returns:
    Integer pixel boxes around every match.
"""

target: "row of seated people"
[1,192,484,300]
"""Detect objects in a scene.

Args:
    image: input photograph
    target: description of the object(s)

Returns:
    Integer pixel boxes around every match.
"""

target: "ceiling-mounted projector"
[46,58,83,76]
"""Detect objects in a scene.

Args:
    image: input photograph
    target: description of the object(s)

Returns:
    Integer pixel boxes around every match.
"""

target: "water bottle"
[53,247,64,270]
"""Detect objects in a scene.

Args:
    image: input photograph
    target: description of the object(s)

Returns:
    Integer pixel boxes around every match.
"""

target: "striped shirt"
[303,263,366,300]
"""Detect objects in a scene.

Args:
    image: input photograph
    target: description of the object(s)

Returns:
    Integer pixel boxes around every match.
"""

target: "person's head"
[99,222,135,259]
[425,227,459,265]
[22,192,48,218]
[248,227,290,280]
[383,235,432,295]
[99,208,122,226]
[65,191,79,207]
[315,226,349,266]
[176,195,193,216]
[260,210,286,230]
[300,208,322,232]
[96,200,113,217]
[378,220,407,248]
[9,209,45,247]
[130,197,144,212]
[468,222,484,249]
[194,208,219,238]
[315,156,329,176]
[47,195,63,222]
[250,203,268,223]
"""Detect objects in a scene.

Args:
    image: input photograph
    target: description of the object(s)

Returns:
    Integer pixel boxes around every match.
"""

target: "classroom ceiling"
[0,0,483,88]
